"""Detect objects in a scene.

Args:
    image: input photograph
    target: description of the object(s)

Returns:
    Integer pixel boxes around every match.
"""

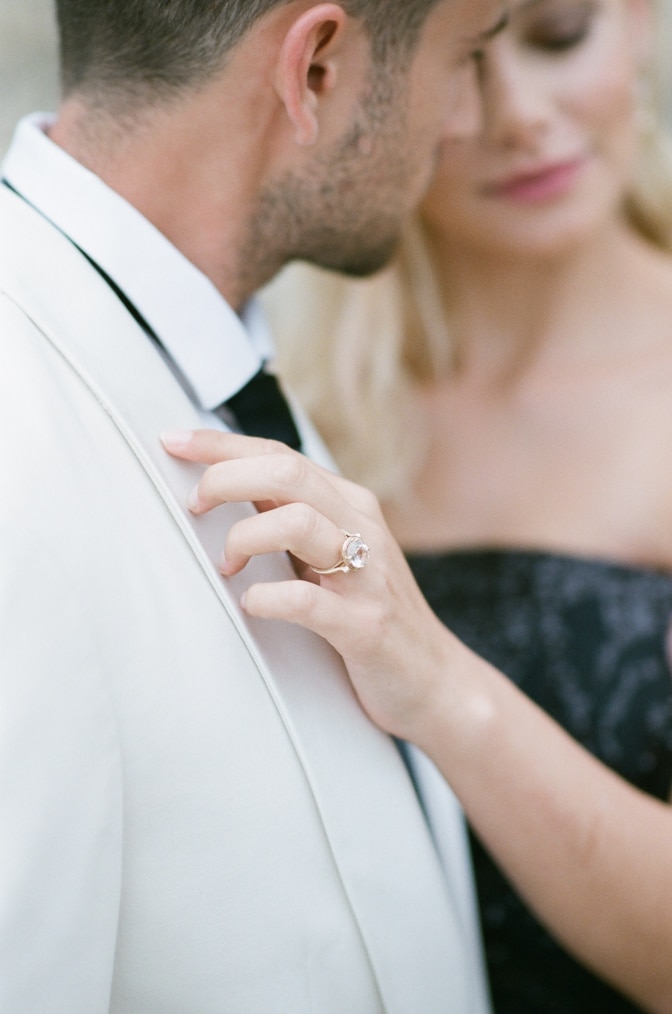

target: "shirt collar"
[1,113,271,409]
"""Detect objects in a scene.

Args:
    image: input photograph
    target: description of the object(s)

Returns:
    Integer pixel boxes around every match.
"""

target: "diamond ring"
[311,531,370,575]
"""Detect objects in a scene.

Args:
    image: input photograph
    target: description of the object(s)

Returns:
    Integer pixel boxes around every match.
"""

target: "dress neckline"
[404,544,672,582]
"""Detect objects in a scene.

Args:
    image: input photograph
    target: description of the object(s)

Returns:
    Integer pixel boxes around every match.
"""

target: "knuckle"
[260,437,291,456]
[267,452,307,490]
[361,602,386,642]
[358,486,383,519]
[287,501,320,540]
[272,502,316,545]
[355,584,390,640]
[290,580,321,615]
[341,477,382,518]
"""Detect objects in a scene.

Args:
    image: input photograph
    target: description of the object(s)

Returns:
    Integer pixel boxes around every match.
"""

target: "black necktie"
[219,367,303,451]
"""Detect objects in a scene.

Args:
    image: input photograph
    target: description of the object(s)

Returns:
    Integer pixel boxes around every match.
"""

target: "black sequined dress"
[406,548,672,1013]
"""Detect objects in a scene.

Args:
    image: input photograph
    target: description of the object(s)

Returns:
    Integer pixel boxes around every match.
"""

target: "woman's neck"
[426,218,670,390]
[385,219,672,566]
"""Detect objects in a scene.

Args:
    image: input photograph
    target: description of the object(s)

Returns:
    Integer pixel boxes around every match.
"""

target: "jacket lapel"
[0,186,475,1013]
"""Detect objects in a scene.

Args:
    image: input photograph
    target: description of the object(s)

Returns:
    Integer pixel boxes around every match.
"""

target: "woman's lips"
[483,157,587,203]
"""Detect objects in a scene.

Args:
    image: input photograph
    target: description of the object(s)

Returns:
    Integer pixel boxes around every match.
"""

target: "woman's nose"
[482,53,550,150]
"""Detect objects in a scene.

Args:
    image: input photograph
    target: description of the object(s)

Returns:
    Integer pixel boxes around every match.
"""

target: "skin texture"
[49,0,503,308]
[161,2,672,1011]
[386,0,672,573]
[420,0,649,258]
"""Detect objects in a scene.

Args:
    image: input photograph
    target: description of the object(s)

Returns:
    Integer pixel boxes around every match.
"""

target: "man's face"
[249,0,505,281]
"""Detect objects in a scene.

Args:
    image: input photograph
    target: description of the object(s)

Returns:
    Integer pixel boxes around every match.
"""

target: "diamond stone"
[344,535,369,570]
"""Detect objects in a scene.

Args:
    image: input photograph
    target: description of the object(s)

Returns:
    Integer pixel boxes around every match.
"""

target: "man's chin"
[316,237,400,279]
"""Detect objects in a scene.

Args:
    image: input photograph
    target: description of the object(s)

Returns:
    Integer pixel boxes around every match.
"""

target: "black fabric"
[406,547,672,1014]
[223,367,302,450]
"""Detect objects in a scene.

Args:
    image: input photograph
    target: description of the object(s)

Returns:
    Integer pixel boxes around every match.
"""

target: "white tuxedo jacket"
[0,184,484,1013]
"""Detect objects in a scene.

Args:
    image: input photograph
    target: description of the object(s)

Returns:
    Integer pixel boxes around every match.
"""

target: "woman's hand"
[160,428,466,744]
[161,429,672,1012]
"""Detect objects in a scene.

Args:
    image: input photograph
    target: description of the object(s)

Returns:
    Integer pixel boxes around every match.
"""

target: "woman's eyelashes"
[523,0,597,53]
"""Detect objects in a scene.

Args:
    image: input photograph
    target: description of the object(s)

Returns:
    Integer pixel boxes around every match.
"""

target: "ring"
[311,530,370,575]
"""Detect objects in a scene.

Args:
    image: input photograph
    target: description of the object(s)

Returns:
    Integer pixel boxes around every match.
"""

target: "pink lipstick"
[484,157,586,204]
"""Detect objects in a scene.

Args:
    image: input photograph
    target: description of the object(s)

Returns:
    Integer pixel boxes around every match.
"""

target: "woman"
[163,0,672,1009]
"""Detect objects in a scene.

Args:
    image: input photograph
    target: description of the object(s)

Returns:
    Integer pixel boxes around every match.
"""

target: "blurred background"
[1,0,58,158]
[1,0,671,160]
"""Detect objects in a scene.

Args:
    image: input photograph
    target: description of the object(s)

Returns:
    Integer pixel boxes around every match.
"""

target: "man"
[0,1,503,1011]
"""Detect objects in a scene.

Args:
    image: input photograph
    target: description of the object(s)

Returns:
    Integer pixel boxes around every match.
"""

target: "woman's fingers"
[161,428,287,465]
[160,427,454,740]
[242,578,337,628]
[240,563,451,742]
[161,429,380,516]
[161,428,385,594]
[182,446,376,548]
[221,502,357,576]
[189,452,353,523]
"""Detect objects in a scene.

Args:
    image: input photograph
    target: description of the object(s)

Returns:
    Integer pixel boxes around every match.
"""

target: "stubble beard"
[239,70,413,292]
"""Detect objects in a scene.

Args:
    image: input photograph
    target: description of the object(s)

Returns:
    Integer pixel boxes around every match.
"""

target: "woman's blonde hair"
[262,0,672,501]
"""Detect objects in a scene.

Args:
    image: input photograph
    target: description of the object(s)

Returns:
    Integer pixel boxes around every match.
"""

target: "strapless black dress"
[406,548,672,1013]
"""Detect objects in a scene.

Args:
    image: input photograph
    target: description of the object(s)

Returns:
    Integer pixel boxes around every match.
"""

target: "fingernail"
[187,487,201,512]
[160,430,193,448]
[219,552,233,576]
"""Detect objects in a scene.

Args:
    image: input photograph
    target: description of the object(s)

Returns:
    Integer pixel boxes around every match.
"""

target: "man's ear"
[275,3,350,147]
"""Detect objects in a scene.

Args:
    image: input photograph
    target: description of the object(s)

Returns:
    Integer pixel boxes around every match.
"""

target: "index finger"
[160,428,289,465]
[189,452,355,525]
[160,427,382,518]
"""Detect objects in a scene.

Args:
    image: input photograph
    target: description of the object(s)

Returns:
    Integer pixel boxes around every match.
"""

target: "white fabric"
[404,746,493,1014]
[2,114,265,408]
[0,117,491,1013]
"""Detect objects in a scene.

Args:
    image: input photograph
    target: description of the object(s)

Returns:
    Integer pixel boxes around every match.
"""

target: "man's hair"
[56,0,442,107]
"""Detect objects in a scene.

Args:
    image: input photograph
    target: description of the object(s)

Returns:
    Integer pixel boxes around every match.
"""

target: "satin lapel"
[0,188,473,1012]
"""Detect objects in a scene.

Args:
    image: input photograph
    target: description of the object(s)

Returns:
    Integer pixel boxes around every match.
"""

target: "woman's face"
[420,0,651,259]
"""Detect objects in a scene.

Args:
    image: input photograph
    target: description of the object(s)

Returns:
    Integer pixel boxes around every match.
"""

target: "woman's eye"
[528,22,590,50]
[524,3,596,53]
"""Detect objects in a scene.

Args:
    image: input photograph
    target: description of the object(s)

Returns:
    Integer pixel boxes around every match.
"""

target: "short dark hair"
[56,0,442,107]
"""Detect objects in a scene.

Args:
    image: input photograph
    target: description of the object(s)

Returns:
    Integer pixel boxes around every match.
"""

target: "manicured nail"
[219,552,233,576]
[160,430,193,449]
[187,487,201,512]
